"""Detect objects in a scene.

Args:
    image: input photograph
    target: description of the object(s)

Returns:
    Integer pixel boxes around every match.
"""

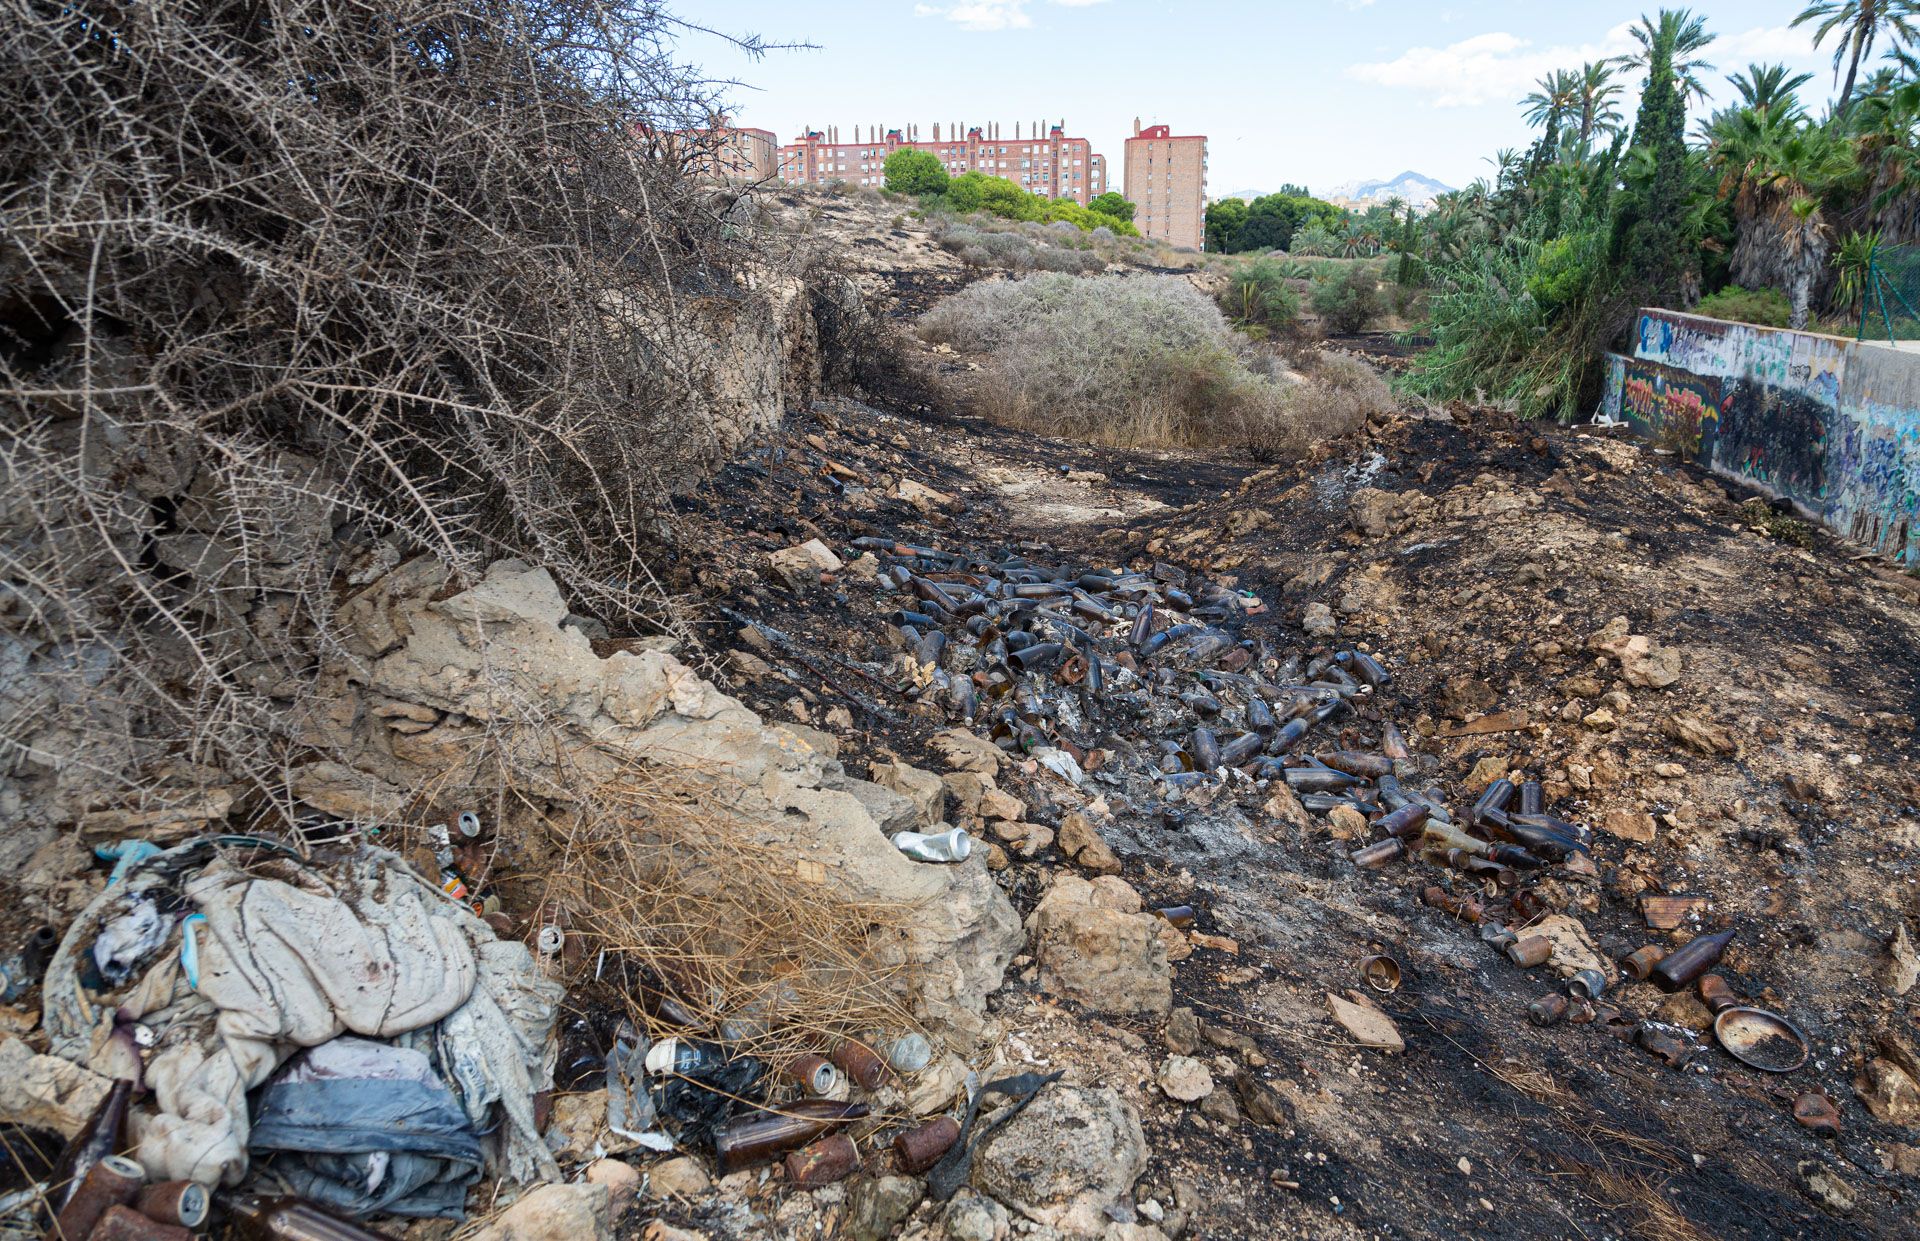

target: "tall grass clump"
[920,273,1368,453]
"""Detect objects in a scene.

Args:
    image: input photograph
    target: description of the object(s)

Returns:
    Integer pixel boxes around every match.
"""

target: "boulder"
[972,1084,1147,1234]
[769,539,843,590]
[316,562,1022,1038]
[1058,811,1122,875]
[931,728,1003,774]
[470,1183,611,1241]
[1348,487,1429,538]
[873,760,946,827]
[1029,876,1170,1016]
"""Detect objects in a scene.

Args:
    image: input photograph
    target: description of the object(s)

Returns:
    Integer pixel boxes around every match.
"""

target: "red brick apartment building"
[775,122,1109,205]
[1123,120,1207,250]
[662,116,777,183]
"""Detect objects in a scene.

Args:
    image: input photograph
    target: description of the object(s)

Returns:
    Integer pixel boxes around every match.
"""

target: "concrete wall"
[1598,308,1920,564]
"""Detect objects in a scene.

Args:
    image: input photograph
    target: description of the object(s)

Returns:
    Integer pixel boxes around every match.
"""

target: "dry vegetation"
[917,271,1387,458]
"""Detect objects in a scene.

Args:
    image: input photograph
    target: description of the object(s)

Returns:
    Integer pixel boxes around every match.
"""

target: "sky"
[674,1,1855,198]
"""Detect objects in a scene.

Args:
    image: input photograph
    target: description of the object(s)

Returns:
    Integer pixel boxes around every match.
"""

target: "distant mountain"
[1323,171,1455,208]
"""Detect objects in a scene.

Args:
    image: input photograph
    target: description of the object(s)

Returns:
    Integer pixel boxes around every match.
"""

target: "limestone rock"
[0,1037,112,1139]
[939,1189,1005,1241]
[1326,805,1368,841]
[769,539,843,590]
[1348,487,1429,537]
[1463,755,1509,793]
[846,1175,923,1241]
[545,1090,621,1161]
[1301,601,1337,640]
[330,561,1020,1038]
[471,1183,611,1241]
[874,760,946,826]
[1166,1007,1202,1055]
[646,1155,712,1200]
[1157,1056,1215,1102]
[1664,713,1737,757]
[972,1085,1147,1234]
[1620,638,1683,689]
[1029,876,1171,1016]
[1799,1162,1855,1213]
[931,728,1003,774]
[1529,913,1611,980]
[585,1159,640,1214]
[1856,1058,1920,1125]
[1326,991,1404,1052]
[1262,784,1311,830]
[1887,923,1919,996]
[1088,875,1143,914]
[1442,677,1497,720]
[893,479,953,512]
[1058,811,1122,875]
[1600,809,1656,844]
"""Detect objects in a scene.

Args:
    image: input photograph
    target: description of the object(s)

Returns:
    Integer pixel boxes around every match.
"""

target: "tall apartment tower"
[1124,120,1207,250]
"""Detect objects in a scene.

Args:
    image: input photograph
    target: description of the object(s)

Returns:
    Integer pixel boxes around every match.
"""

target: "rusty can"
[1567,969,1609,1000]
[830,1040,890,1091]
[1154,905,1196,929]
[1619,945,1667,981]
[893,1115,962,1174]
[1696,974,1740,1014]
[56,1155,144,1241]
[785,1054,843,1097]
[133,1182,209,1230]
[1359,954,1402,993]
[1506,936,1553,968]
[1349,838,1404,868]
[1528,994,1569,1027]
[85,1206,193,1241]
[784,1133,860,1188]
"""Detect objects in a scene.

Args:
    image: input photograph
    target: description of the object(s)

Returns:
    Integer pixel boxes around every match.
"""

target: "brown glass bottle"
[712,1101,869,1174]
[222,1195,393,1241]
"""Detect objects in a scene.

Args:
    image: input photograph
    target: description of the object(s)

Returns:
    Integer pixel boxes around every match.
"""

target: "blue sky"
[676,1,1854,197]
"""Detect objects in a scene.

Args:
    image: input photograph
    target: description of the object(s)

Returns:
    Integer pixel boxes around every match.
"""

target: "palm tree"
[1521,70,1579,135]
[1571,61,1625,150]
[1793,0,1920,114]
[1729,62,1816,117]
[1622,10,1718,106]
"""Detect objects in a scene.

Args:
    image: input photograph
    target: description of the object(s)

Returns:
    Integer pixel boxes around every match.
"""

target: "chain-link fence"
[1856,243,1920,342]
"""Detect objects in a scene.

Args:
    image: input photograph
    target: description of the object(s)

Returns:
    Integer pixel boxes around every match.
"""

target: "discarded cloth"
[44,840,562,1194]
[249,1037,483,1218]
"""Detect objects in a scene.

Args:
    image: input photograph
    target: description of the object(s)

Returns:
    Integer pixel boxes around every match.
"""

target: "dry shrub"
[518,770,922,1064]
[0,1,791,829]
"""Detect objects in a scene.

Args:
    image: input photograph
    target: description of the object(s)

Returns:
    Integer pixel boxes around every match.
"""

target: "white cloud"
[913,0,1108,31]
[1348,22,1822,110]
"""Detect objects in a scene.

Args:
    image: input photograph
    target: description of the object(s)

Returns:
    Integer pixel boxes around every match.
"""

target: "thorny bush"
[0,0,787,828]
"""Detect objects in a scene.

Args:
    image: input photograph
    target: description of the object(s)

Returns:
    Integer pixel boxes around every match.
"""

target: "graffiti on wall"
[1616,357,1725,462]
[1611,307,1919,564]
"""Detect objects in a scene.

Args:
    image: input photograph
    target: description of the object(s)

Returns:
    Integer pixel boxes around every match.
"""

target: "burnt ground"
[650,327,1920,1239]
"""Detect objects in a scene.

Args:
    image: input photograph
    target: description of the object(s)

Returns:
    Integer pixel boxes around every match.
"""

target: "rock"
[846,1175,923,1241]
[1888,923,1919,996]
[939,1189,1004,1241]
[727,649,774,681]
[1262,784,1311,830]
[1442,677,1497,720]
[873,760,946,826]
[545,1090,618,1160]
[907,1053,972,1116]
[941,771,993,817]
[1587,616,1632,655]
[1653,991,1714,1032]
[1463,755,1509,793]
[330,562,1022,1040]
[1301,601,1336,640]
[1529,913,1610,980]
[1582,707,1618,731]
[646,1155,712,1200]
[1166,1007,1202,1055]
[1798,1162,1855,1213]
[1856,1058,1920,1125]
[931,728,1003,774]
[972,1085,1147,1234]
[1157,1056,1215,1102]
[1198,1090,1240,1128]
[585,1159,640,1214]
[642,1225,709,1241]
[1088,875,1143,913]
[893,479,953,512]
[1620,639,1683,689]
[1029,877,1170,1016]
[978,787,1025,821]
[1058,811,1122,876]
[1600,809,1656,843]
[845,552,881,580]
[1325,805,1368,841]
[1888,1143,1920,1177]
[471,1183,611,1241]
[1664,713,1737,756]
[0,1038,112,1139]
[1326,991,1404,1052]
[1348,487,1428,537]
[770,538,843,590]
[1234,1072,1290,1127]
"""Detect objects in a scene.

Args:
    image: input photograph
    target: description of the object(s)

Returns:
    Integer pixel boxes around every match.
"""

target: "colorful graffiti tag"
[1599,310,1920,564]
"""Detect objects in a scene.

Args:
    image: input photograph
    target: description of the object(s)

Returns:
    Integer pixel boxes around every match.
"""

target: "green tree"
[1572,61,1626,151]
[1088,191,1136,222]
[1622,9,1718,106]
[883,147,948,196]
[1618,11,1705,304]
[1793,0,1920,114]
[1205,197,1249,251]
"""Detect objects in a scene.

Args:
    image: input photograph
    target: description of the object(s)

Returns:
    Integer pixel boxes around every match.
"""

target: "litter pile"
[844,532,1816,1091]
